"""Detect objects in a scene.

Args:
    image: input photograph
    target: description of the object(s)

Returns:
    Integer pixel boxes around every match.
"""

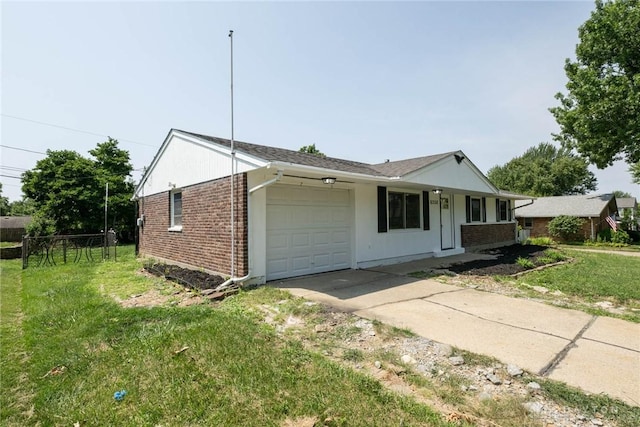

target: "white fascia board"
[266,161,391,183]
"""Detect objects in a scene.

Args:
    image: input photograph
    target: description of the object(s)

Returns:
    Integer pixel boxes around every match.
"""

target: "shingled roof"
[515,194,615,218]
[178,130,383,177]
[371,152,457,177]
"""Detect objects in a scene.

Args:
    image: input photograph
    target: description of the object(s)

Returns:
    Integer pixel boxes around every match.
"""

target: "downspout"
[213,170,284,292]
[249,170,283,194]
[511,199,535,242]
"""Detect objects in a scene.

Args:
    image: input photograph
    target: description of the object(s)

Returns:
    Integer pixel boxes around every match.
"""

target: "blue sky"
[2,0,638,202]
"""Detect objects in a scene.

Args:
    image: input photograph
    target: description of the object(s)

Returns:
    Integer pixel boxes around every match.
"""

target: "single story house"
[616,197,638,231]
[515,194,617,241]
[133,129,529,284]
[0,216,32,242]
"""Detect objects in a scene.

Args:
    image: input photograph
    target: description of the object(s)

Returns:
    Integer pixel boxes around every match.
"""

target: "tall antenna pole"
[229,29,235,278]
[104,182,109,258]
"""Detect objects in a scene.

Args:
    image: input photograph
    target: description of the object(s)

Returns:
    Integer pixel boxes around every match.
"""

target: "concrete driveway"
[273,257,640,406]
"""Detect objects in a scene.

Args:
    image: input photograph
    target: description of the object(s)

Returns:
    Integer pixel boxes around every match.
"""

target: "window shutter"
[495,199,500,222]
[377,186,387,233]
[482,197,487,222]
[422,191,430,230]
[508,200,512,221]
[465,196,471,223]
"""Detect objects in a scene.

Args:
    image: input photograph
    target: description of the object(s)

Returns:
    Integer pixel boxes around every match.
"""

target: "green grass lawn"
[1,246,451,426]
[516,250,640,304]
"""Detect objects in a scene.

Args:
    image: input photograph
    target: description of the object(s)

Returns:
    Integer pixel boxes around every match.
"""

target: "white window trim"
[169,190,183,232]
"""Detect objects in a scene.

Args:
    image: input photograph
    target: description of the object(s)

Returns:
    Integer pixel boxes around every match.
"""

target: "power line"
[0,174,21,179]
[1,113,158,148]
[0,166,28,172]
[0,145,46,155]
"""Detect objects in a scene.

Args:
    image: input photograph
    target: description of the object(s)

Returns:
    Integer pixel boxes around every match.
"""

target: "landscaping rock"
[523,401,544,414]
[449,356,465,366]
[507,364,523,377]
[374,360,382,369]
[401,354,417,364]
[435,343,452,357]
[486,373,502,385]
[527,381,541,390]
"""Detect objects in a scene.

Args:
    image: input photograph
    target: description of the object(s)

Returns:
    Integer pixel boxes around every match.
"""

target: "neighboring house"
[616,197,638,231]
[515,194,618,241]
[0,216,32,242]
[133,129,529,284]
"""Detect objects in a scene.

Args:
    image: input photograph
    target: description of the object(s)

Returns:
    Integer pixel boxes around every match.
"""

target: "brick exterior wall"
[461,223,516,251]
[518,216,608,242]
[138,174,248,276]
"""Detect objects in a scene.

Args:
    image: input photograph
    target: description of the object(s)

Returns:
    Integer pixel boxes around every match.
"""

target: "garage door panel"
[291,232,311,248]
[292,256,311,273]
[267,258,288,278]
[266,185,352,280]
[312,253,331,270]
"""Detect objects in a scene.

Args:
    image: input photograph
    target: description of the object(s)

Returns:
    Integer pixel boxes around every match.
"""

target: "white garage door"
[266,185,352,280]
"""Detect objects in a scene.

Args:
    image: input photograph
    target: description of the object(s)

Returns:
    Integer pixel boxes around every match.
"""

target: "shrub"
[548,216,585,242]
[611,230,631,244]
[598,228,612,242]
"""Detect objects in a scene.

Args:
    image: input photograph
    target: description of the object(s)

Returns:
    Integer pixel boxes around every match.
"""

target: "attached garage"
[266,185,353,280]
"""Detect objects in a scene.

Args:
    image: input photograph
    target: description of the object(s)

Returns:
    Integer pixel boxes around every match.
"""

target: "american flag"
[605,215,617,231]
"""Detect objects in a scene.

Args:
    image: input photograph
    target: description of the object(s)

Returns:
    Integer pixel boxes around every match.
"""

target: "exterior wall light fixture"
[321,177,337,184]
[432,188,443,195]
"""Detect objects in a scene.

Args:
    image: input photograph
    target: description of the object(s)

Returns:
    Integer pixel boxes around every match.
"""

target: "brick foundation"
[461,222,516,251]
[138,174,248,276]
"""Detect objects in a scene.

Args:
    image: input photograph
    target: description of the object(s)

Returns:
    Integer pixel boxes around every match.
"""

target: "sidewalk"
[276,267,640,406]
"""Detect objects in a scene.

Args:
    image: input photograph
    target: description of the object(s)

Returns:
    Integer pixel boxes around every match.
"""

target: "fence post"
[63,238,67,264]
[22,235,27,269]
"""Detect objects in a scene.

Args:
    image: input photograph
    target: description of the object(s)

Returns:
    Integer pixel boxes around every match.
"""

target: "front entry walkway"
[273,262,640,406]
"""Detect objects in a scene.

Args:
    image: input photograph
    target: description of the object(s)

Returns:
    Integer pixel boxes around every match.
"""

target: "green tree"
[613,190,632,198]
[0,183,9,216]
[299,143,326,157]
[8,198,36,216]
[487,143,597,196]
[550,0,640,169]
[89,138,136,238]
[21,139,134,237]
[631,162,640,184]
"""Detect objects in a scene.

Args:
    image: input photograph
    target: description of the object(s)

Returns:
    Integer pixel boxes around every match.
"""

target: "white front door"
[266,185,352,280]
[440,194,454,250]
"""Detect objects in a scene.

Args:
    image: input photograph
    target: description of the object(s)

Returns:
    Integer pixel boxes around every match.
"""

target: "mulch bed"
[145,263,225,291]
[447,244,550,276]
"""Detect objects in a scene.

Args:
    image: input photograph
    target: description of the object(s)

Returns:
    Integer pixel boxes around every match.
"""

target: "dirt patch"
[447,244,551,276]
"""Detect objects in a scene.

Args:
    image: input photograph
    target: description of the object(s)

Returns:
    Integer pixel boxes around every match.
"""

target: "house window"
[170,191,182,230]
[524,217,533,228]
[465,195,486,223]
[389,192,420,229]
[496,199,511,222]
